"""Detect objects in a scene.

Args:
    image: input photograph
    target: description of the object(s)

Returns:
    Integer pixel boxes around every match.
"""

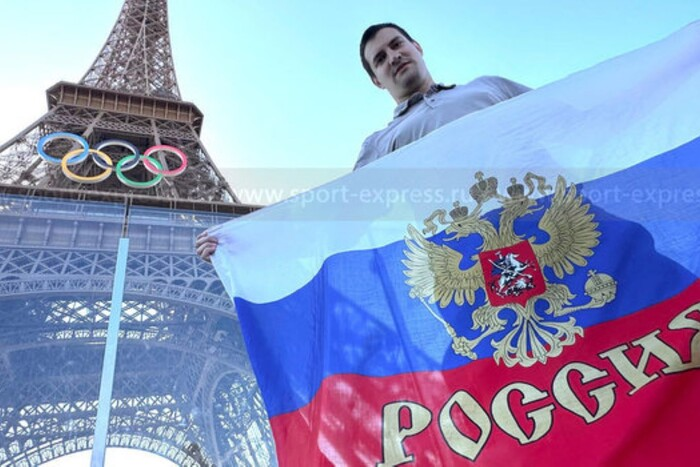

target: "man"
[196,23,529,261]
[355,23,530,169]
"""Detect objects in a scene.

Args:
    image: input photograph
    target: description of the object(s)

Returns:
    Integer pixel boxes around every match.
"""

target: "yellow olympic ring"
[61,148,114,184]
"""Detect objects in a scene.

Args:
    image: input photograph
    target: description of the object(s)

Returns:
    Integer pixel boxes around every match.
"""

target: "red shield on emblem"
[478,240,546,307]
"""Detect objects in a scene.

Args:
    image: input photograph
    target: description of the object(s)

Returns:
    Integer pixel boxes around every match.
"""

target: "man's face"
[363,27,431,103]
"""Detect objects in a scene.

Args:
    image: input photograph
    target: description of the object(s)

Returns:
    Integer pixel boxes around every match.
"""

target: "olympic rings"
[143,145,188,176]
[38,132,89,165]
[36,132,188,189]
[61,148,113,184]
[116,155,163,189]
[95,139,140,171]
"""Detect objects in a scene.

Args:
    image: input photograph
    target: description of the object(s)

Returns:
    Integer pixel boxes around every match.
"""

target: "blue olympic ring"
[37,132,89,165]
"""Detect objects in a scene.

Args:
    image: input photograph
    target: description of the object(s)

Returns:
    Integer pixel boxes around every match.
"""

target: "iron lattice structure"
[81,0,181,99]
[0,0,275,466]
[0,0,236,203]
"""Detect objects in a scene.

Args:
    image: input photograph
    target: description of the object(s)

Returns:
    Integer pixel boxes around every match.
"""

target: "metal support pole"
[91,237,130,467]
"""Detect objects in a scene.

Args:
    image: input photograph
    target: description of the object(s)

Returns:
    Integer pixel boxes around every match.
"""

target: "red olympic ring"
[143,145,188,177]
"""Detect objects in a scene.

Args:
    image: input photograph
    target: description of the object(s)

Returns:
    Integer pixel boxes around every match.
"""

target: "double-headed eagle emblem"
[403,172,617,367]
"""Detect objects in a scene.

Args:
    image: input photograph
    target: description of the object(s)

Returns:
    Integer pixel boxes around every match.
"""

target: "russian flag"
[212,22,700,466]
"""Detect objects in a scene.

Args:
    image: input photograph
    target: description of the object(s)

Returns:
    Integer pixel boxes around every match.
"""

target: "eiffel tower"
[0,1,275,466]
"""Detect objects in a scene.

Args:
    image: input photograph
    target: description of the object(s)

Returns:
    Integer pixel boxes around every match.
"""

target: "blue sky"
[1,1,698,203]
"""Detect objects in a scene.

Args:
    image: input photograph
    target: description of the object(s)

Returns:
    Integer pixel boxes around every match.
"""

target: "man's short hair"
[360,23,416,78]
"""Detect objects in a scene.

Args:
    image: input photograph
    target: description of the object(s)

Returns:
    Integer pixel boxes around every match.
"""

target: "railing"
[0,278,233,313]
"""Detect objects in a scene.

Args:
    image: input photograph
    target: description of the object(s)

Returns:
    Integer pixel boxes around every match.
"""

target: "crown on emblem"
[469,171,498,204]
[507,177,526,199]
[450,201,470,221]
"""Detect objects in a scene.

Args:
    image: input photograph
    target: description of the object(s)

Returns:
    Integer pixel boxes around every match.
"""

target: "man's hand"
[195,230,218,263]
